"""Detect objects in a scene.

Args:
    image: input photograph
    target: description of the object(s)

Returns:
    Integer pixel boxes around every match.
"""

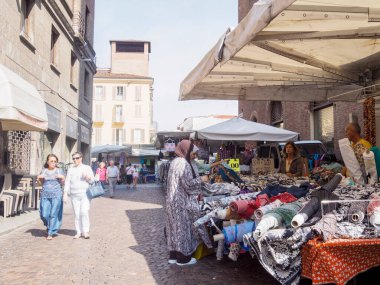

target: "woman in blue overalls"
[37,154,65,240]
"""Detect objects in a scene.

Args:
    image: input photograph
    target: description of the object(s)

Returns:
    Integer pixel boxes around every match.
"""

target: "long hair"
[283,141,299,158]
[44,154,59,169]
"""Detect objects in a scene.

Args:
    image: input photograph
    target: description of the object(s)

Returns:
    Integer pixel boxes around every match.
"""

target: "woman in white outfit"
[63,152,94,239]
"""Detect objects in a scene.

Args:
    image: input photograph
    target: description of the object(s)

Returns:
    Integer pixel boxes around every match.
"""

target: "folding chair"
[0,188,13,217]
[2,173,26,214]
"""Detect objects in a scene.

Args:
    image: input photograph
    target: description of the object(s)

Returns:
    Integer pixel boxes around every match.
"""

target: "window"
[94,105,102,121]
[70,51,77,86]
[84,70,90,99]
[314,105,334,152]
[116,86,125,100]
[50,26,59,65]
[133,129,144,144]
[116,42,145,53]
[135,105,142,118]
[114,105,123,122]
[270,101,283,128]
[21,0,34,40]
[94,86,105,100]
[115,129,125,145]
[135,86,142,101]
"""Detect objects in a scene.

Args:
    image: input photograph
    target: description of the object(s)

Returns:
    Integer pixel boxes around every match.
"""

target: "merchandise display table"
[302,238,380,285]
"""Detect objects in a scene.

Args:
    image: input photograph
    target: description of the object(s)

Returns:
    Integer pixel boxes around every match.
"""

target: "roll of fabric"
[363,150,378,184]
[216,239,224,261]
[321,173,343,192]
[311,213,337,242]
[254,199,282,219]
[348,201,369,224]
[222,221,255,244]
[367,193,380,216]
[269,192,297,204]
[230,200,250,214]
[253,215,280,240]
[339,138,364,184]
[268,202,303,227]
[369,207,380,228]
[291,213,308,228]
[370,146,380,178]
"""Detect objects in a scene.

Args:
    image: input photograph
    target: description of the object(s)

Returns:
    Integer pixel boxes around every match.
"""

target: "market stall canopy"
[0,64,48,131]
[194,117,298,141]
[91,144,132,155]
[131,148,161,157]
[180,0,380,102]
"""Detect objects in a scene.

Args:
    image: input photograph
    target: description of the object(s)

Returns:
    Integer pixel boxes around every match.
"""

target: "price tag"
[228,159,240,172]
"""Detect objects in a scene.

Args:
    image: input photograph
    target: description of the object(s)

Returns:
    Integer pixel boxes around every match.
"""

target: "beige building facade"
[92,40,155,146]
[0,0,96,175]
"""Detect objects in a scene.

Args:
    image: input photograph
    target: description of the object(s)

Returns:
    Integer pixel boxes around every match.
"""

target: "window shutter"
[131,129,134,144]
[123,86,126,100]
[122,129,126,143]
[113,86,116,100]
[112,105,116,122]
[112,129,116,144]
[141,129,145,143]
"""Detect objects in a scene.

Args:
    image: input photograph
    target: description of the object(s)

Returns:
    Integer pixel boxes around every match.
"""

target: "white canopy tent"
[180,0,380,102]
[193,117,298,141]
[0,64,48,131]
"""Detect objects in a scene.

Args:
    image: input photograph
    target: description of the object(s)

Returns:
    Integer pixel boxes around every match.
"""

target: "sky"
[94,0,238,131]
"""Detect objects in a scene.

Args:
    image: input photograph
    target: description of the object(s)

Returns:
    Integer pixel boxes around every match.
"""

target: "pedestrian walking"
[125,163,134,189]
[106,160,120,198]
[37,154,65,240]
[63,152,94,239]
[95,162,107,188]
[165,140,211,266]
[132,165,139,188]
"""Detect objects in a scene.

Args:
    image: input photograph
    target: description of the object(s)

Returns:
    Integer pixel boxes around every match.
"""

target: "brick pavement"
[0,184,280,285]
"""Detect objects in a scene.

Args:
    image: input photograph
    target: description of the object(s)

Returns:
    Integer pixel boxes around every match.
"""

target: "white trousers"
[71,193,90,234]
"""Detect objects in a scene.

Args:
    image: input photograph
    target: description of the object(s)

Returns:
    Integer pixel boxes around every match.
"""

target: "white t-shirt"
[126,167,134,175]
[107,166,119,178]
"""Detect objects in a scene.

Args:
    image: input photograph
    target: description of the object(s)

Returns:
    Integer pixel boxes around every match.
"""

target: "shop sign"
[46,104,61,133]
[228,158,240,172]
[80,125,90,144]
[66,116,78,139]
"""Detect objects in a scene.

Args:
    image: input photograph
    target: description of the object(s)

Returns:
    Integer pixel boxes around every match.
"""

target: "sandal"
[46,236,53,240]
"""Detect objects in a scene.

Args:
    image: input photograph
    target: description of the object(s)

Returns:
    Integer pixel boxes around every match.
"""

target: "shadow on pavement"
[125,205,279,285]
[25,228,77,237]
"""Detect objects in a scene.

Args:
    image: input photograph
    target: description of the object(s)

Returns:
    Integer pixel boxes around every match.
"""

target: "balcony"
[72,11,85,43]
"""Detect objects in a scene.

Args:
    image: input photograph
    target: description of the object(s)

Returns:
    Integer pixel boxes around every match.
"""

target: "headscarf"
[175,140,196,178]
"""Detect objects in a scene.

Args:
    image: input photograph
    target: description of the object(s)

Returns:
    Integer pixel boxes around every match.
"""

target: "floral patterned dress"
[166,157,212,256]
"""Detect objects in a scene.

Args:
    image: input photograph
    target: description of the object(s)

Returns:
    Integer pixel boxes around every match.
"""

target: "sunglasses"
[72,157,82,161]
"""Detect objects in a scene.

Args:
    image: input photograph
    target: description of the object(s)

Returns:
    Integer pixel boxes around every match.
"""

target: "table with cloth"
[302,238,380,285]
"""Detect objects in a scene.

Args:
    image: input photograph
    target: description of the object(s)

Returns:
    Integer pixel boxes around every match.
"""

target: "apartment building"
[0,0,96,174]
[92,40,155,146]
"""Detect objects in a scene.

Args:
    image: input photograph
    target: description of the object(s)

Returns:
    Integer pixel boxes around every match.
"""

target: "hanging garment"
[339,138,364,184]
[363,97,376,146]
[363,150,378,184]
[370,146,380,178]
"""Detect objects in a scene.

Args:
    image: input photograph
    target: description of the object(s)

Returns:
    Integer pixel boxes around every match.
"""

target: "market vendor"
[342,122,372,177]
[279,141,304,178]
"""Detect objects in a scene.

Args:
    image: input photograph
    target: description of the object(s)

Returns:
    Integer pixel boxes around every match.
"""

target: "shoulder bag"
[87,181,105,199]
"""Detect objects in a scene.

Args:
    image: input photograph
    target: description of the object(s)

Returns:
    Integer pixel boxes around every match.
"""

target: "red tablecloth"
[302,238,380,285]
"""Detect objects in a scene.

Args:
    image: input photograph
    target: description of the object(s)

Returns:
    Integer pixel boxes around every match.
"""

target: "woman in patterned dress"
[166,140,210,266]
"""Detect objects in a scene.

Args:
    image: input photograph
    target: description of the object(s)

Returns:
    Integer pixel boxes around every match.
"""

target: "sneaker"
[176,258,197,266]
[73,234,81,239]
[168,259,177,264]
[46,236,53,240]
[83,233,90,239]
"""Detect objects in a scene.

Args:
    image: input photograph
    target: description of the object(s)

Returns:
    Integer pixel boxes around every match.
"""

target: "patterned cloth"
[364,97,376,146]
[302,238,380,285]
[202,183,240,197]
[244,228,313,285]
[166,157,212,256]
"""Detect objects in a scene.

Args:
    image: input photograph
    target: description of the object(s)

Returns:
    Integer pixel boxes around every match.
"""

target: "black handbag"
[86,181,105,199]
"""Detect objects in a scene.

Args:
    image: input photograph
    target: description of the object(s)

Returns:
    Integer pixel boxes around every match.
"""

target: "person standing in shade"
[279,141,304,178]
[132,165,139,188]
[166,140,210,266]
[106,160,120,198]
[125,163,134,189]
[63,152,94,239]
[37,154,65,240]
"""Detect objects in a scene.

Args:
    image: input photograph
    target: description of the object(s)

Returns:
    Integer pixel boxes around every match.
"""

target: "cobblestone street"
[0,184,279,285]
